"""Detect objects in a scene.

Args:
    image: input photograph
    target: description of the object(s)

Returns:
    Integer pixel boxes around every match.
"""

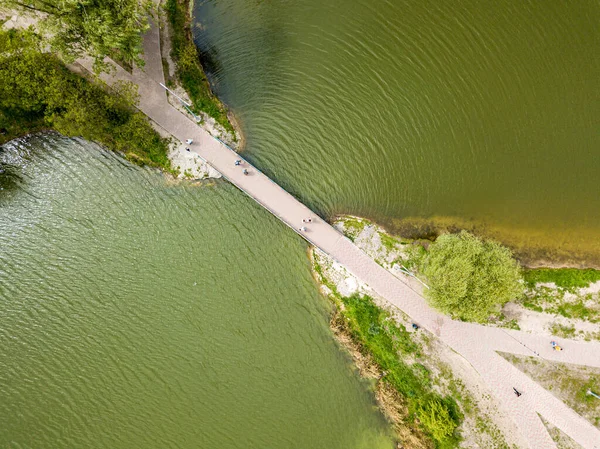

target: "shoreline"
[0,4,239,182]
[334,213,600,271]
[308,246,434,449]
[5,5,597,266]
[163,0,242,147]
[327,214,600,337]
[310,215,600,448]
[308,232,525,449]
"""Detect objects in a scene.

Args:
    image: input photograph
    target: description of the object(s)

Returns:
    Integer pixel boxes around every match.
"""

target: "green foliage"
[165,0,234,133]
[378,231,402,251]
[504,319,521,330]
[0,28,170,170]
[341,294,460,446]
[549,323,577,339]
[421,231,523,322]
[523,268,600,289]
[556,301,598,322]
[6,0,152,72]
[404,243,427,271]
[0,108,46,145]
[416,395,461,444]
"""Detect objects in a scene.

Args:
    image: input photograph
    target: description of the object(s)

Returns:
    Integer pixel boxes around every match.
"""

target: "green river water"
[1,0,599,447]
[193,0,600,264]
[0,135,394,448]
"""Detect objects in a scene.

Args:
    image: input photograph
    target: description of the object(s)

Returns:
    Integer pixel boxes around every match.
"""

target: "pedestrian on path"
[185,147,190,152]
[243,168,249,175]
[513,387,522,397]
[299,226,307,232]
[235,159,242,166]
[186,139,193,145]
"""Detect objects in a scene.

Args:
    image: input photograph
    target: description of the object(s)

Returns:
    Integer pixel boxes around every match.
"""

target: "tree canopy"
[5,0,152,71]
[0,28,170,169]
[421,231,523,322]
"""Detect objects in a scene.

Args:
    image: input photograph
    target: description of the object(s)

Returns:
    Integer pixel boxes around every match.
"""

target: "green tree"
[5,0,152,71]
[421,231,523,322]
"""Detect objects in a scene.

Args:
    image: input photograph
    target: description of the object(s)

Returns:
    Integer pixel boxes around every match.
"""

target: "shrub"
[164,0,234,133]
[341,294,461,446]
[416,395,460,443]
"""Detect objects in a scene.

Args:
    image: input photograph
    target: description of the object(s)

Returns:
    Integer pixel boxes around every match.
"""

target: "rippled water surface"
[0,135,394,448]
[194,0,600,263]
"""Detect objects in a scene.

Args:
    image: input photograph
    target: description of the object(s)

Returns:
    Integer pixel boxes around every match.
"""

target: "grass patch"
[341,217,368,241]
[341,293,461,447]
[576,377,600,408]
[521,283,600,323]
[556,301,599,322]
[164,0,234,135]
[549,323,578,339]
[379,231,402,251]
[521,301,544,313]
[523,268,600,289]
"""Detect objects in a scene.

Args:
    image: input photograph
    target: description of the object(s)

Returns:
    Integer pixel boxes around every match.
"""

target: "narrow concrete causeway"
[77,19,600,449]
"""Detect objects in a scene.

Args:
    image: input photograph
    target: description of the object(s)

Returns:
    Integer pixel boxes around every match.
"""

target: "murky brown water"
[193,0,600,265]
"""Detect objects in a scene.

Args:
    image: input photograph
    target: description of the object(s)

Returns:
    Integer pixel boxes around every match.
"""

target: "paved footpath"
[77,17,600,449]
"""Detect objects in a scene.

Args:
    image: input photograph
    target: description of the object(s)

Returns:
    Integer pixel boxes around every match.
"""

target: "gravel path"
[76,15,600,449]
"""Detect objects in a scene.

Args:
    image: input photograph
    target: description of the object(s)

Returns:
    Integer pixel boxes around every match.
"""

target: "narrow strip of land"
[77,16,600,449]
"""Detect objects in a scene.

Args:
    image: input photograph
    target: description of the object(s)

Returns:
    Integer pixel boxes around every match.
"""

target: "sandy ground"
[500,353,600,430]
[502,280,600,341]
[169,140,221,179]
[503,302,600,338]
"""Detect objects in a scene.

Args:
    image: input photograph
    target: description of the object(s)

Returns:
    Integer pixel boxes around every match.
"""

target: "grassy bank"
[343,294,462,448]
[164,0,234,135]
[313,255,461,449]
[0,28,171,171]
[520,268,600,328]
[523,268,600,289]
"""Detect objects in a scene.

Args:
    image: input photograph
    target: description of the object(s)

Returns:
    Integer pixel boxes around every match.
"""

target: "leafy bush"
[416,395,460,443]
[421,231,523,322]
